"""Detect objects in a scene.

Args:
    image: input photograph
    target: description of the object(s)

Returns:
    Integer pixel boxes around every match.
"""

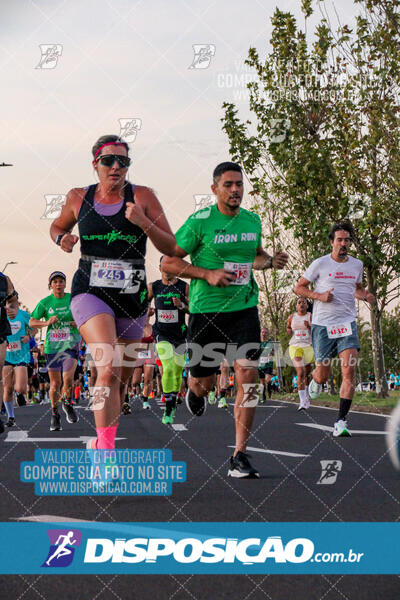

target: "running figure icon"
[45,531,77,566]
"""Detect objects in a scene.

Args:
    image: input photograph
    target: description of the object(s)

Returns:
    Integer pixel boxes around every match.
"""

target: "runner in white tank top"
[287,297,314,410]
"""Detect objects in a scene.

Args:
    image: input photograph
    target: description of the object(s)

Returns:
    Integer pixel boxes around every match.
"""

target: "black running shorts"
[188,306,261,378]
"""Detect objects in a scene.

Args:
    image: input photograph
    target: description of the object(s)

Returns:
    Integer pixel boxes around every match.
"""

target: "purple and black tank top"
[71,182,148,319]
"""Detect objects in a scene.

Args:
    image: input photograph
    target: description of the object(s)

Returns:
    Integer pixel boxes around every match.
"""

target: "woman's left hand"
[125,202,149,230]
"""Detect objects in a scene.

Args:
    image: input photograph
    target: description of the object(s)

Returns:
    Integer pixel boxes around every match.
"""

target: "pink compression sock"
[96,425,118,449]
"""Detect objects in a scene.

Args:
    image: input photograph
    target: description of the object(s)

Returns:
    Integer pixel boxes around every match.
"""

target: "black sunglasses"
[96,154,131,168]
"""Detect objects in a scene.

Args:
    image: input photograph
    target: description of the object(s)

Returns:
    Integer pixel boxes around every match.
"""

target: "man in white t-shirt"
[294,222,375,437]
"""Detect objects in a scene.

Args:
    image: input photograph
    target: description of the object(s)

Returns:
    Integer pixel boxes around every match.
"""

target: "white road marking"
[296,423,386,435]
[228,403,286,408]
[12,515,92,522]
[272,398,389,418]
[228,445,309,458]
[4,431,126,443]
[171,424,187,431]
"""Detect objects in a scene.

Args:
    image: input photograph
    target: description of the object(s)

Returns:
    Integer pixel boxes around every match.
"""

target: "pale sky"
[0,0,358,311]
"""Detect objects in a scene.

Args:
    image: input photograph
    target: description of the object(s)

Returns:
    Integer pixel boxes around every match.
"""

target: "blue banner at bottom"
[1,522,399,574]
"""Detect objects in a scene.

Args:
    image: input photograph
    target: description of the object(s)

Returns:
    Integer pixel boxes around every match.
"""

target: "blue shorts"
[311,321,360,362]
[46,346,79,372]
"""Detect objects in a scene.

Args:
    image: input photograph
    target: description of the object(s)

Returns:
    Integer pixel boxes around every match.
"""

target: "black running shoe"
[6,417,15,428]
[62,401,78,424]
[0,418,4,434]
[16,393,26,407]
[50,412,62,431]
[228,451,260,479]
[121,402,131,415]
[185,390,207,417]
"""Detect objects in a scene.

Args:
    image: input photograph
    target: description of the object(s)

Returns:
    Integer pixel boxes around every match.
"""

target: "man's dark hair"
[328,221,355,242]
[213,162,242,183]
[92,134,129,158]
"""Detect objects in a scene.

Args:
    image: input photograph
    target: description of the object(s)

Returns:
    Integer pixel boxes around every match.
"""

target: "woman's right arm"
[50,188,83,253]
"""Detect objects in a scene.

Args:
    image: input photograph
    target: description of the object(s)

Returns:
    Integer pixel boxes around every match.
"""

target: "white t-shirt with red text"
[303,254,363,326]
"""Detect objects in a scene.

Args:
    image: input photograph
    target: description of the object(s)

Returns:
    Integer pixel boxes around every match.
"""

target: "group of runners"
[2,133,399,480]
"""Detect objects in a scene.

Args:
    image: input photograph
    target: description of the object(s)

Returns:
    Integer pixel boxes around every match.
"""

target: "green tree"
[359,305,400,378]
[222,0,400,397]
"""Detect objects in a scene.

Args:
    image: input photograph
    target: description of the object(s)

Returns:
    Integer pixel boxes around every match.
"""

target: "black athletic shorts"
[4,361,28,368]
[38,370,49,384]
[188,306,261,378]
[258,365,273,377]
[27,364,34,378]
[74,364,83,381]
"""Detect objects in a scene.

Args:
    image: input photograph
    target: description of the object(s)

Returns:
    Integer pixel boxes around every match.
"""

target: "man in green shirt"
[163,162,288,478]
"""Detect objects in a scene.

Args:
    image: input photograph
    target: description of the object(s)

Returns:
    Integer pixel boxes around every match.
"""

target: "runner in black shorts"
[36,343,50,402]
[163,162,288,478]
[148,256,189,425]
[257,327,274,402]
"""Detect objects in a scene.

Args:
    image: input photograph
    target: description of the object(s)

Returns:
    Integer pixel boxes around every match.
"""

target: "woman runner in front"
[50,134,175,454]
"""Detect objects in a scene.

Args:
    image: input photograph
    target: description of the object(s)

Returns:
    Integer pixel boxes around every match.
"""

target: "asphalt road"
[1,396,398,599]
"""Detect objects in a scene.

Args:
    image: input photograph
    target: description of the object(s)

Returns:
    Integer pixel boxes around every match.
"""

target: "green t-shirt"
[31,293,80,354]
[175,203,262,313]
[259,340,274,369]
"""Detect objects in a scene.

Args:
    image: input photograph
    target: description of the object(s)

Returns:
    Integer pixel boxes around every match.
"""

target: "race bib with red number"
[326,323,352,339]
[224,262,252,286]
[7,340,21,352]
[157,309,178,323]
[294,329,310,342]
[49,327,71,342]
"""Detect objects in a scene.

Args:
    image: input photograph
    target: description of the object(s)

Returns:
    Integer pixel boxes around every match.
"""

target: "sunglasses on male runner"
[95,154,131,168]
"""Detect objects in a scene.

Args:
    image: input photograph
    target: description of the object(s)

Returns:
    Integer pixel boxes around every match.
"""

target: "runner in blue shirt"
[2,300,35,426]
